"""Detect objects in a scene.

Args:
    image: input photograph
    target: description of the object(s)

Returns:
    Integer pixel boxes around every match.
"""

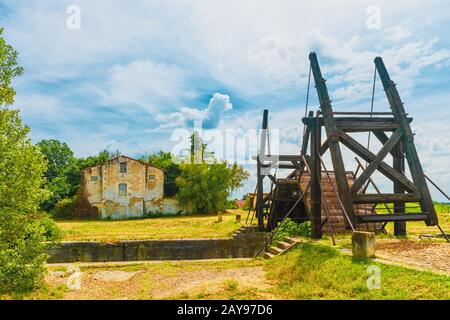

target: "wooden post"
[393,140,406,236]
[301,111,315,156]
[257,110,269,231]
[309,52,357,227]
[310,118,322,239]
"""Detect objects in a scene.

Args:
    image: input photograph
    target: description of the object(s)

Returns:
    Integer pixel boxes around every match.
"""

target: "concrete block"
[352,231,376,258]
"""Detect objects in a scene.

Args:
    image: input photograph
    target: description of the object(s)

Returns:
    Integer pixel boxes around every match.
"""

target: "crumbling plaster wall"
[82,156,164,219]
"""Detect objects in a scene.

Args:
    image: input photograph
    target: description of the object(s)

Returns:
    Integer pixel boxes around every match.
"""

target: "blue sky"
[1,0,450,200]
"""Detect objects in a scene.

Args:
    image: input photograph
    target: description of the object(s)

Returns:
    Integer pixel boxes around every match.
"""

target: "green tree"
[0,26,55,292]
[176,162,249,214]
[77,149,121,169]
[0,27,24,106]
[0,110,51,292]
[37,139,75,182]
[145,151,181,197]
[37,139,77,212]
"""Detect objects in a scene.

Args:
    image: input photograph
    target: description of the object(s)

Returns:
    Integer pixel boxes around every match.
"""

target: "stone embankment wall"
[46,227,267,263]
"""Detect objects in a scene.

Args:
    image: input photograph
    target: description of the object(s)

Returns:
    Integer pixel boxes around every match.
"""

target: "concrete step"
[268,246,284,255]
[277,241,291,250]
[264,252,275,259]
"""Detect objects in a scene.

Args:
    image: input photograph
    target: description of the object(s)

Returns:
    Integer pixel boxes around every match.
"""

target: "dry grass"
[56,212,246,242]
[4,259,277,300]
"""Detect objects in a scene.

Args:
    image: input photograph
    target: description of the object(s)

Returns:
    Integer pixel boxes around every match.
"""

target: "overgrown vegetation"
[273,219,311,241]
[266,243,450,300]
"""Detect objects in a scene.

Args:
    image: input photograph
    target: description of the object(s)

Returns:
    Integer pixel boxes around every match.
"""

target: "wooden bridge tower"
[254,52,439,239]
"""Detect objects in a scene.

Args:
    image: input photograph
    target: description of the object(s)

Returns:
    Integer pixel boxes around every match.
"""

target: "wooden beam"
[372,131,403,158]
[320,139,329,156]
[393,139,406,236]
[302,117,412,129]
[375,57,438,226]
[357,214,427,223]
[256,110,268,231]
[310,120,322,239]
[339,131,418,193]
[352,193,421,204]
[309,52,356,227]
[351,128,404,194]
[337,122,401,132]
[301,111,314,155]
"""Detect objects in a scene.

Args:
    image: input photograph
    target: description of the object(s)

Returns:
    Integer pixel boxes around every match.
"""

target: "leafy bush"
[52,196,78,220]
[39,215,61,242]
[273,219,311,241]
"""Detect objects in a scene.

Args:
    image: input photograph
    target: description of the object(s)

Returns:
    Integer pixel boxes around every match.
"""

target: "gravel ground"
[376,240,450,274]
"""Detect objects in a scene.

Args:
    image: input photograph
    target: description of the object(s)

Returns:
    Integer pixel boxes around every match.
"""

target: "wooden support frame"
[375,57,438,226]
[351,128,404,194]
[339,131,418,193]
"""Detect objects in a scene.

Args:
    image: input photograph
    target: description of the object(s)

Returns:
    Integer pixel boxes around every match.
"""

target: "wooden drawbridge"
[252,52,448,243]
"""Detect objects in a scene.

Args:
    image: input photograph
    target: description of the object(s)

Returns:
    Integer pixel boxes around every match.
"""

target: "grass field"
[56,212,245,242]
[3,243,448,300]
[266,243,450,300]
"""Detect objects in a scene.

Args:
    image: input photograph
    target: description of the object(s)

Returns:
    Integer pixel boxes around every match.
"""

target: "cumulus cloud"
[156,93,233,129]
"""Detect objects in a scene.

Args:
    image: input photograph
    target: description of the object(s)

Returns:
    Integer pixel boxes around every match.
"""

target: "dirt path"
[47,265,277,300]
[376,240,450,274]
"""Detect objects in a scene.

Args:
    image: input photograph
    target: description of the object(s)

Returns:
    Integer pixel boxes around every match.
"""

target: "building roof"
[235,199,246,209]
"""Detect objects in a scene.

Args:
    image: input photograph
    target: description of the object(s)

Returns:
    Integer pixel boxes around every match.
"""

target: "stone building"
[78,156,165,219]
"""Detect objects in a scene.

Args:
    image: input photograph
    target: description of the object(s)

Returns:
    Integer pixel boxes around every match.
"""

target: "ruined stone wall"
[81,156,164,219]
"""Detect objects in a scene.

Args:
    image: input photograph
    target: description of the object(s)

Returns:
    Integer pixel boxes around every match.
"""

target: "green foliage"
[37,139,78,212]
[77,149,121,170]
[176,162,249,214]
[274,219,311,241]
[226,200,239,209]
[145,151,181,197]
[0,108,53,293]
[36,140,75,182]
[39,214,62,242]
[0,28,59,293]
[0,27,24,106]
[175,133,249,214]
[52,196,79,220]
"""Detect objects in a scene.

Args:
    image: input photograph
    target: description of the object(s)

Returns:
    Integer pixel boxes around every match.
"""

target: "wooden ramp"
[300,171,376,232]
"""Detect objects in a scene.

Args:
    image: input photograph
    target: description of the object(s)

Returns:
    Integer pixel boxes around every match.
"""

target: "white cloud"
[156,93,233,129]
